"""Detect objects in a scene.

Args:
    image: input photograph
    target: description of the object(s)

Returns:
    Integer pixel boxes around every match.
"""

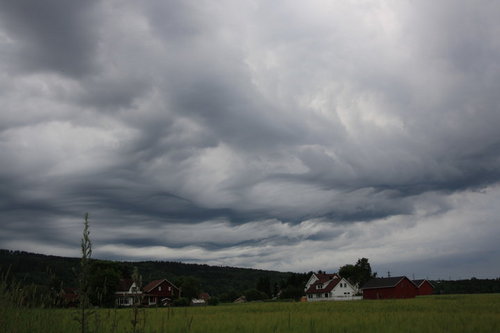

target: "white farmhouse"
[304,272,360,301]
[115,279,142,307]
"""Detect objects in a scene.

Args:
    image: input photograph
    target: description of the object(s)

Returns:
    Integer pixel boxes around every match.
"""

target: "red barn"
[412,279,434,295]
[142,279,180,306]
[361,276,418,299]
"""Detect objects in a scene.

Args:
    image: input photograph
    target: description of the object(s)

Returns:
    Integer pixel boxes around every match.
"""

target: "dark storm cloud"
[1,0,500,277]
[0,0,100,77]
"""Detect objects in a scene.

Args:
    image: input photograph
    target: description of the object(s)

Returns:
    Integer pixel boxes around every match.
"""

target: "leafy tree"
[272,282,280,298]
[256,276,271,298]
[286,273,308,287]
[175,276,200,300]
[88,261,121,307]
[244,289,267,301]
[207,296,219,306]
[279,285,304,300]
[278,272,309,300]
[338,264,356,283]
[219,290,239,302]
[354,257,376,287]
[173,297,190,307]
[339,258,376,288]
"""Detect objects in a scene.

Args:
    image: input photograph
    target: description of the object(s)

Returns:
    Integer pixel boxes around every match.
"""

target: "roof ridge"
[143,279,166,292]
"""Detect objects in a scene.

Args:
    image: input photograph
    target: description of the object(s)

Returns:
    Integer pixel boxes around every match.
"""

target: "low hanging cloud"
[1,0,500,278]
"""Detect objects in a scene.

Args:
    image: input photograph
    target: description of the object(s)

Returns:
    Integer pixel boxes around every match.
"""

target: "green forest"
[0,249,309,305]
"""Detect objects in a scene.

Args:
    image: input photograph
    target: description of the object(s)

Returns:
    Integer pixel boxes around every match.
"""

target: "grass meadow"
[1,294,499,333]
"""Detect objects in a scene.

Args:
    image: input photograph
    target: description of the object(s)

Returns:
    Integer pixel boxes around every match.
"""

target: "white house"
[304,272,360,301]
[115,279,142,307]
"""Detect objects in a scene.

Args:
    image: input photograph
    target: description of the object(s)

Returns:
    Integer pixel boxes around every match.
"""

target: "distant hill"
[0,249,303,297]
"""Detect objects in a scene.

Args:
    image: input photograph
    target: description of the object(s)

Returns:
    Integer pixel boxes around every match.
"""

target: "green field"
[1,294,499,333]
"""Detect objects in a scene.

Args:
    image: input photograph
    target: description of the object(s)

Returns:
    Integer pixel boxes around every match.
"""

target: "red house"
[361,276,418,299]
[142,279,180,306]
[60,287,79,307]
[412,279,434,295]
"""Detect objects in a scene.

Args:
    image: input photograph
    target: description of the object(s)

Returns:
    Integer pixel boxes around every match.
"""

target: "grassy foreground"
[1,294,499,333]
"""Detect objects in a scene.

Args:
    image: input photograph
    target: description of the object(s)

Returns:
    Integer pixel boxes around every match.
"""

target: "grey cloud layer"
[1,0,499,277]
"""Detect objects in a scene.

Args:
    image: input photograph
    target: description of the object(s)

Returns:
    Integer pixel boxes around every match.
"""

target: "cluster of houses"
[114,278,181,307]
[61,277,208,307]
[113,272,434,306]
[304,272,434,301]
[61,272,434,307]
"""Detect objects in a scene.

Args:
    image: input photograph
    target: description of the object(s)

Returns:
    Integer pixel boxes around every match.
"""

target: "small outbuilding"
[361,276,418,299]
[412,279,434,296]
[234,296,247,304]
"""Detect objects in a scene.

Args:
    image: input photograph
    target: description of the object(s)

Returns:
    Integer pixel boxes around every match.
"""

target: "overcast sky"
[1,0,499,279]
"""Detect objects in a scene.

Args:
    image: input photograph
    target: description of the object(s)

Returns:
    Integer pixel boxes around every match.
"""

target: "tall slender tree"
[78,213,92,333]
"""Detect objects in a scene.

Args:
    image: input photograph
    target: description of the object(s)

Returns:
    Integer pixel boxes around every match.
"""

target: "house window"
[168,286,172,291]
[158,286,162,291]
[324,293,329,298]
[308,294,312,299]
[316,284,323,289]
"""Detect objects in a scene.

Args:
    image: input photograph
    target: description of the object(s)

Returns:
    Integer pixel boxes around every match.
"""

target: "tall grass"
[1,294,499,332]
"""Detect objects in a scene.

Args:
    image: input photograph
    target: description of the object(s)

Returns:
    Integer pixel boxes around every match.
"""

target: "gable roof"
[315,273,340,283]
[142,279,179,293]
[305,274,344,294]
[117,279,134,292]
[361,276,416,290]
[412,279,434,288]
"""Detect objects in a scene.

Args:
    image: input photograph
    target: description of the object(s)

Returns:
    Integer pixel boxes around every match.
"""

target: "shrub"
[207,297,219,306]
[173,297,190,307]
[244,289,268,301]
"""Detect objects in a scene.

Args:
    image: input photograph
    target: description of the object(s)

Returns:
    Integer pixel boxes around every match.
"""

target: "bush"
[207,297,219,306]
[279,286,304,300]
[244,289,268,301]
[173,297,190,307]
[219,290,239,302]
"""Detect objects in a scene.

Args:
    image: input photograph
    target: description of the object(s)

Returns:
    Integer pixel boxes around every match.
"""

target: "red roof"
[319,273,339,281]
[117,279,134,292]
[412,279,434,288]
[361,276,417,290]
[198,292,210,300]
[305,273,342,294]
[142,279,179,293]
